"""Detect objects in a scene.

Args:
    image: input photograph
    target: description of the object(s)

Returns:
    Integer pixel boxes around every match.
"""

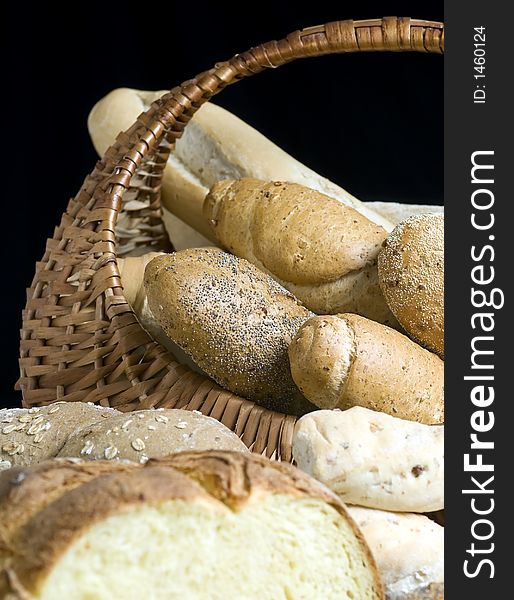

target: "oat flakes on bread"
[378,213,444,357]
[58,409,249,463]
[144,248,315,415]
[1,452,383,599]
[0,403,119,470]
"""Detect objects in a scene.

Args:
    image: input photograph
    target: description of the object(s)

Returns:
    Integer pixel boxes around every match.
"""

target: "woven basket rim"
[18,17,444,462]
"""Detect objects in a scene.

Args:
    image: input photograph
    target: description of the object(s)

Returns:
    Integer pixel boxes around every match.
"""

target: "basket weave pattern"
[18,17,443,461]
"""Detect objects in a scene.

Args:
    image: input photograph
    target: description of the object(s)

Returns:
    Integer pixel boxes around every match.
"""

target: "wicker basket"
[18,17,444,462]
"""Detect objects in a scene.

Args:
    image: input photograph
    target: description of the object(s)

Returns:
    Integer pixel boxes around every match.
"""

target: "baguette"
[293,407,443,512]
[347,506,444,600]
[204,178,397,325]
[144,249,315,414]
[1,452,383,599]
[87,87,393,234]
[288,314,444,424]
[378,214,444,357]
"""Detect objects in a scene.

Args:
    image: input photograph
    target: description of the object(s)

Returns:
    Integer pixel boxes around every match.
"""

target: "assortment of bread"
[3,86,445,597]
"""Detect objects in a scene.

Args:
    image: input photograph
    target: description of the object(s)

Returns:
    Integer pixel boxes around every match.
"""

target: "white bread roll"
[1,452,383,599]
[366,202,443,226]
[348,506,444,600]
[293,407,444,512]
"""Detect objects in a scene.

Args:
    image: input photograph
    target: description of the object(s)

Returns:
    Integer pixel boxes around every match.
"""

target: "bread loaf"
[58,409,248,463]
[1,452,383,599]
[0,403,119,469]
[87,87,393,234]
[0,458,138,573]
[204,178,397,325]
[347,506,444,600]
[144,249,315,414]
[293,407,443,512]
[378,214,444,357]
[288,314,444,424]
[117,252,206,372]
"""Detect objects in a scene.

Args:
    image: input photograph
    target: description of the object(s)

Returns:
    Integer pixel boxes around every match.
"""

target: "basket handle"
[89,17,443,226]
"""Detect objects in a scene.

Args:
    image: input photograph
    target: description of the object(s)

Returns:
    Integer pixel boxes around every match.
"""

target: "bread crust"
[378,214,444,357]
[57,409,249,463]
[144,249,314,414]
[2,452,384,599]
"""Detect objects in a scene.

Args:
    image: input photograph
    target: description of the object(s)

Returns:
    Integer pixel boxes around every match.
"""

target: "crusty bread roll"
[293,407,443,512]
[87,87,393,235]
[288,314,444,424]
[144,249,314,415]
[348,506,444,600]
[1,452,383,599]
[378,214,444,357]
[0,403,119,470]
[204,178,397,326]
[58,409,248,463]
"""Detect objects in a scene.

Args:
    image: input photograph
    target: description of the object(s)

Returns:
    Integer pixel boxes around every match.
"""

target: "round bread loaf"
[288,314,444,424]
[1,452,383,599]
[348,507,444,600]
[58,409,249,463]
[0,403,119,470]
[378,214,444,357]
[144,248,315,415]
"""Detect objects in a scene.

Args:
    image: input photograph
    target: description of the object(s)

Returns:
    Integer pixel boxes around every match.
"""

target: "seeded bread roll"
[1,452,383,599]
[348,507,444,600]
[0,403,119,470]
[117,252,205,373]
[204,179,397,326]
[58,409,249,463]
[288,314,444,424]
[378,214,444,357]
[293,407,444,512]
[144,248,315,415]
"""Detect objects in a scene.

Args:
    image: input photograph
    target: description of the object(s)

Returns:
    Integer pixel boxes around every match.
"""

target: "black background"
[2,0,442,407]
